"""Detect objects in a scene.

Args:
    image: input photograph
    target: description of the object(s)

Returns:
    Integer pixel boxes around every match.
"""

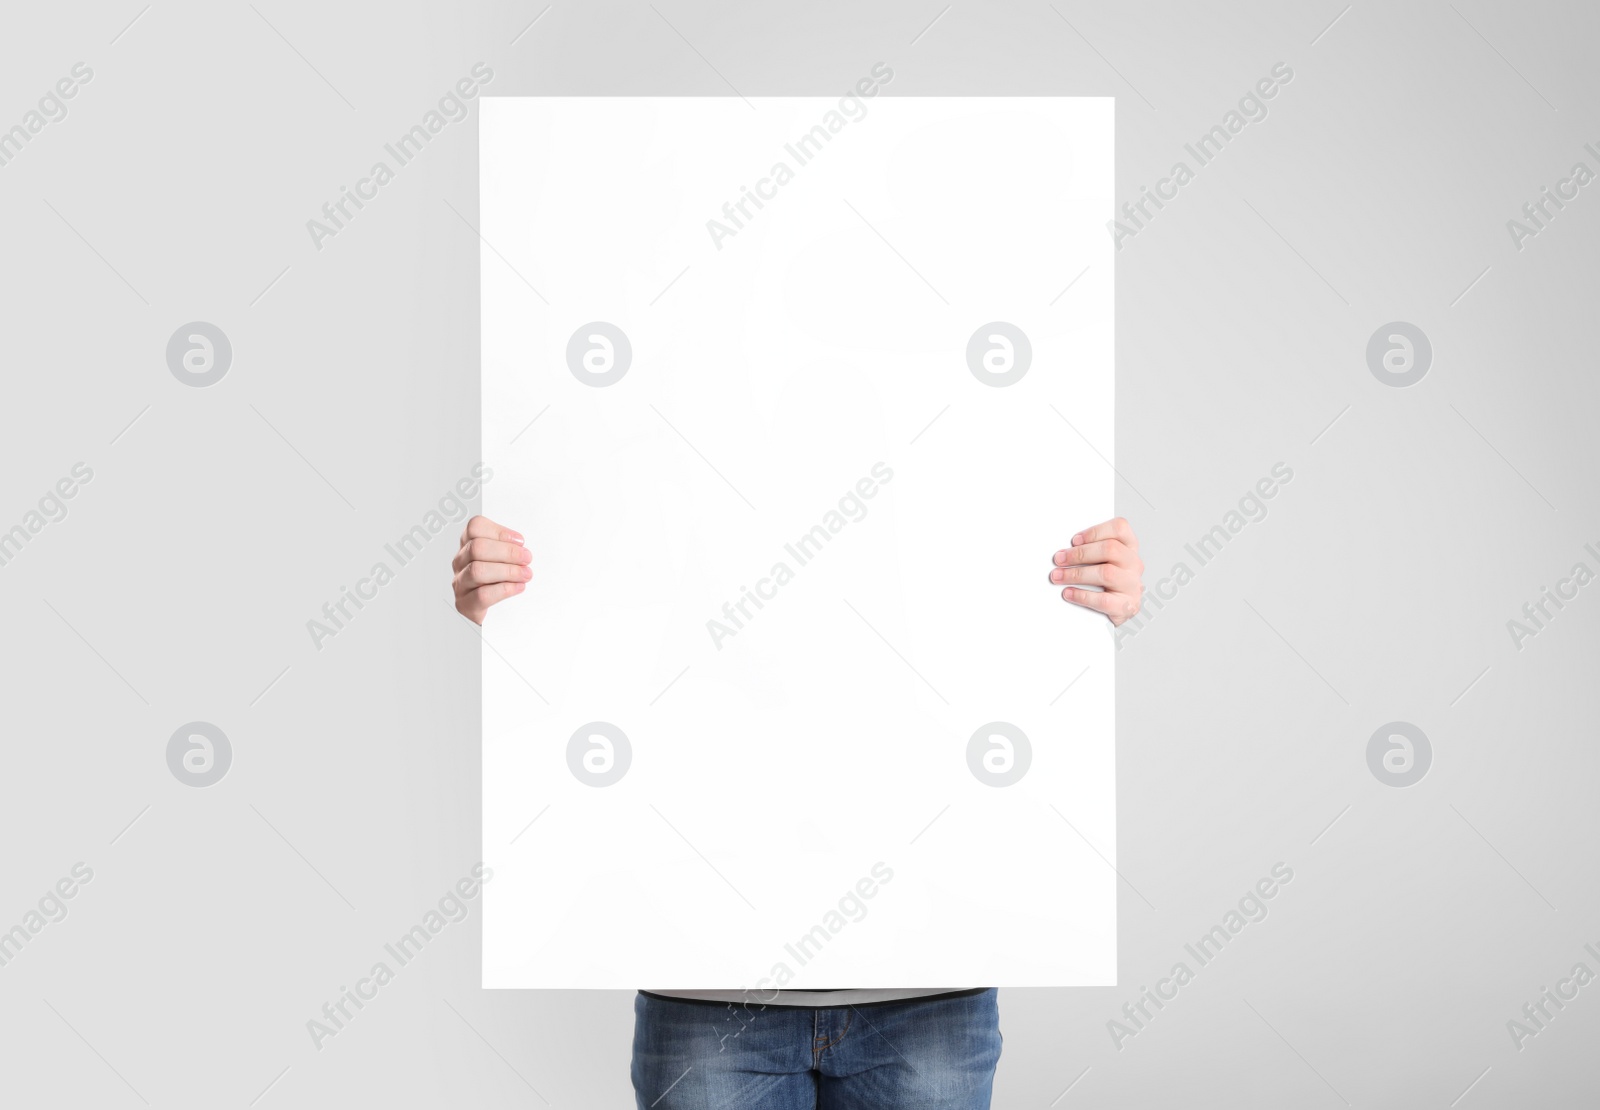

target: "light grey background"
[1,1,1595,1107]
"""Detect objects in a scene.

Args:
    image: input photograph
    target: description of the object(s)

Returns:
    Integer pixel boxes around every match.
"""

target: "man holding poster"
[471,94,1129,1109]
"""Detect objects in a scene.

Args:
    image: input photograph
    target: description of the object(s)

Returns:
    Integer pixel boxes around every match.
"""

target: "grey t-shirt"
[642,987,973,1007]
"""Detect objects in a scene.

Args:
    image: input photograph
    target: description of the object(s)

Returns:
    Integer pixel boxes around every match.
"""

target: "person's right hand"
[452,515,531,625]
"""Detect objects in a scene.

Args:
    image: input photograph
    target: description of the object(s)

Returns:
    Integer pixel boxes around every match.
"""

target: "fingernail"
[507,531,525,544]
[521,566,533,580]
[1049,569,1063,583]
[512,581,526,592]
[1071,533,1083,545]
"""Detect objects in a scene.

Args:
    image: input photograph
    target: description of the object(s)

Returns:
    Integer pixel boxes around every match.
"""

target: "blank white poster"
[480,95,1116,989]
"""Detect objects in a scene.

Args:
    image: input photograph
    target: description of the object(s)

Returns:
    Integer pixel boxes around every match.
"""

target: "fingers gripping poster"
[480,95,1116,989]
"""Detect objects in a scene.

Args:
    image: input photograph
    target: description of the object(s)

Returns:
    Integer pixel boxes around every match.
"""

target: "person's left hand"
[1050,517,1145,626]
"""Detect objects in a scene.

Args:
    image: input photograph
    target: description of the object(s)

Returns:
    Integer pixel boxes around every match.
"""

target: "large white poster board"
[481,95,1115,989]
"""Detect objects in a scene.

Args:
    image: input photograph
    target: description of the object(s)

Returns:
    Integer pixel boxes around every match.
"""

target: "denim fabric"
[631,988,1002,1109]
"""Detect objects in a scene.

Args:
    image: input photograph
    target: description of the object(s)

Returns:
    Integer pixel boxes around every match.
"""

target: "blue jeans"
[631,990,1002,1109]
